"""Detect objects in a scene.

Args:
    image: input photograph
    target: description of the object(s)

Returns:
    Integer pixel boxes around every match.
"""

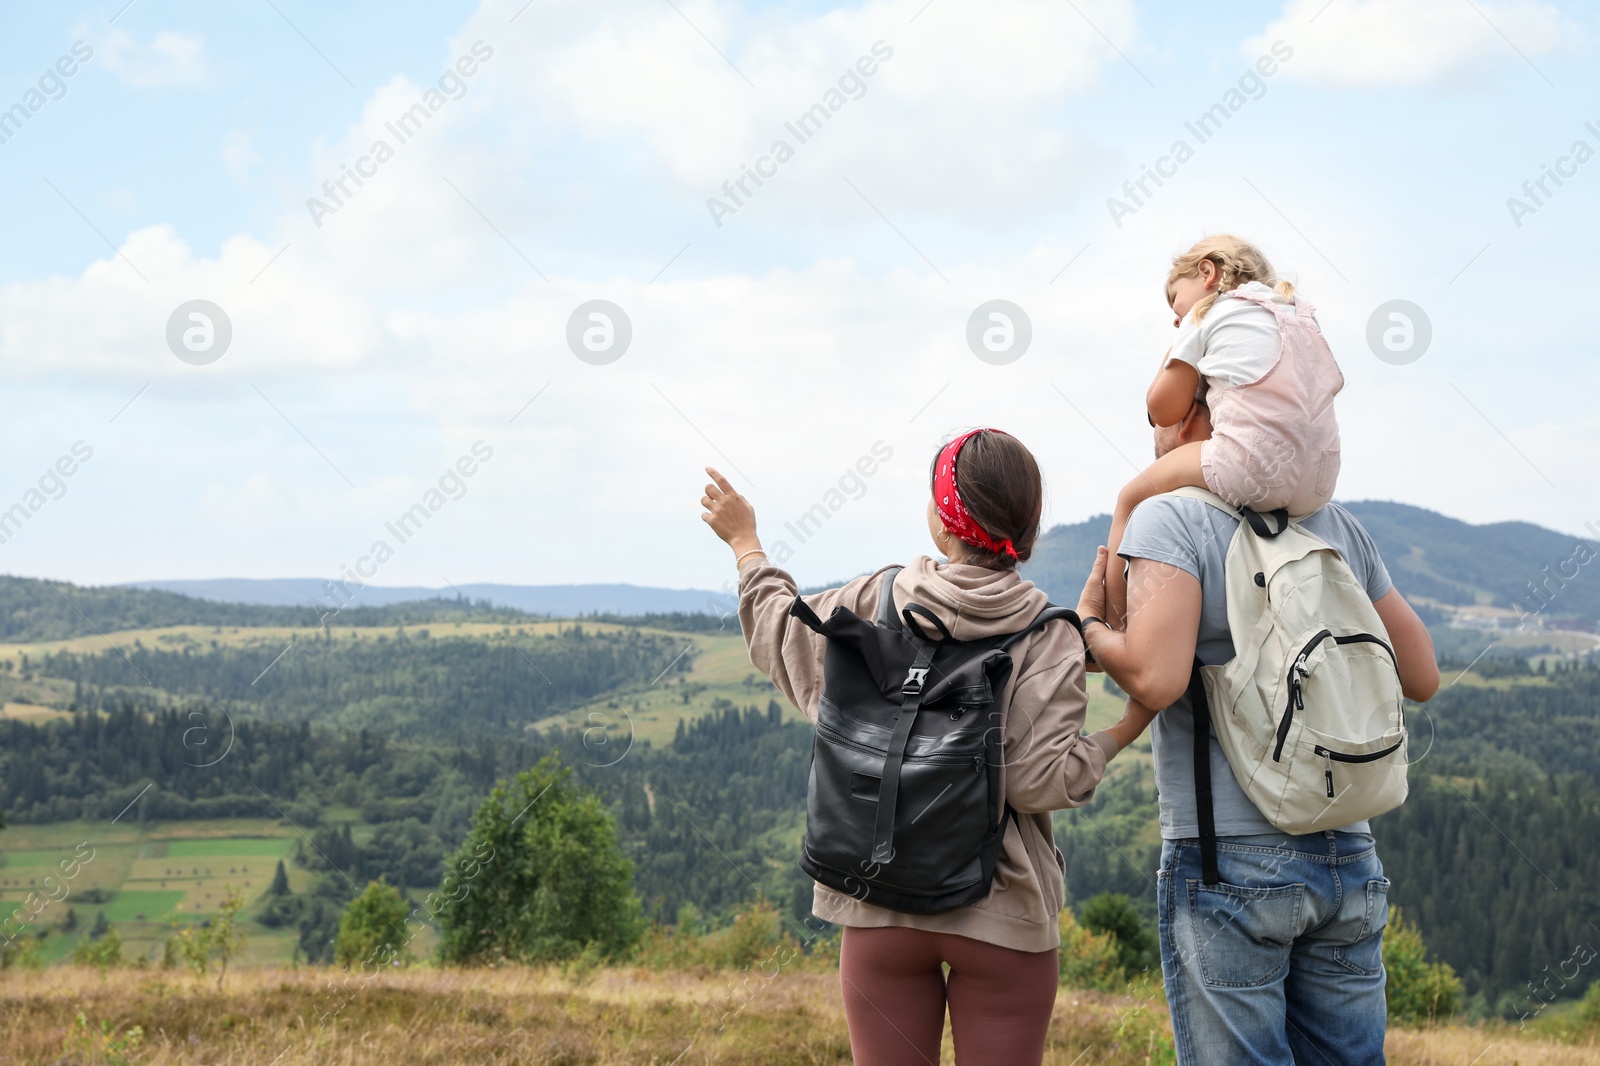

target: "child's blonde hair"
[1167,235,1295,322]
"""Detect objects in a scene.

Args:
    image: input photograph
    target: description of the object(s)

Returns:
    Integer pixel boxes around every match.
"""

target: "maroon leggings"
[838,926,1059,1066]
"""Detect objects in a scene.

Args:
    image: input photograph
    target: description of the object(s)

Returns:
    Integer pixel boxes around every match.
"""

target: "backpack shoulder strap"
[1166,485,1237,517]
[1187,658,1221,885]
[876,566,905,630]
[998,603,1083,651]
[1167,485,1293,541]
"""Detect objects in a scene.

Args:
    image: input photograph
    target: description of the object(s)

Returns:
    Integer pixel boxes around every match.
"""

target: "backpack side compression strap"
[1188,658,1221,885]
[871,638,936,865]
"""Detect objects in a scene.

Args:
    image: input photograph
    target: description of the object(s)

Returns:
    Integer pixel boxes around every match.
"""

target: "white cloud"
[1244,0,1575,87]
[98,28,209,87]
[475,0,1136,222]
[0,225,388,382]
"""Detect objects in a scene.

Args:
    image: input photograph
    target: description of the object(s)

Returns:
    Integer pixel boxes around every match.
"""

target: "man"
[1076,398,1440,1065]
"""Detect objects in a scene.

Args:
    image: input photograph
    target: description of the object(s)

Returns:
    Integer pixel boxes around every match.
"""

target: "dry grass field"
[1,965,1594,1066]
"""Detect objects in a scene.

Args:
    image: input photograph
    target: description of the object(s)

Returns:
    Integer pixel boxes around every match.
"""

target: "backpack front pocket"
[1280,722,1407,832]
[1272,630,1400,762]
[808,721,989,895]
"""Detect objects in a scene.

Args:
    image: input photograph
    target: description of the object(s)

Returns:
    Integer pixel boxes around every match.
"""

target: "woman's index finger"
[705,467,735,493]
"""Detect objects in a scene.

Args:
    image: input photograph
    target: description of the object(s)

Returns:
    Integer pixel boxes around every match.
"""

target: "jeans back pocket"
[1185,878,1306,989]
[1333,876,1389,976]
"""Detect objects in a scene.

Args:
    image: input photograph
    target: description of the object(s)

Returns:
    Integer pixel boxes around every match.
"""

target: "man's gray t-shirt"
[1119,496,1394,840]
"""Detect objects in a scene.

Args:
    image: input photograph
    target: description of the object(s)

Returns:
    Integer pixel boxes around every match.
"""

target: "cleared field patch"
[130,856,272,883]
[166,838,290,858]
[101,889,185,922]
[0,848,82,868]
[0,701,69,722]
[125,857,269,918]
[0,619,650,663]
[0,818,289,853]
[0,851,132,897]
[540,630,785,748]
[1,822,302,962]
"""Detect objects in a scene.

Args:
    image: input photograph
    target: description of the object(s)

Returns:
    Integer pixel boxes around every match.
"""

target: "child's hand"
[1103,697,1161,754]
[700,467,761,556]
[1077,546,1109,623]
[1077,547,1110,673]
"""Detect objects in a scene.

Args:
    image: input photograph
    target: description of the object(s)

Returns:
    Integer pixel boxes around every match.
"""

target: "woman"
[698,428,1156,1065]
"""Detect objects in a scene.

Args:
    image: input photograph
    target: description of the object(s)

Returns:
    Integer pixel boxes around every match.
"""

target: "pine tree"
[269,859,291,897]
[88,910,109,940]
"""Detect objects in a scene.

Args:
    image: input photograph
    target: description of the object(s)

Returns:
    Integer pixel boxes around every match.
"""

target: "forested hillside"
[5,662,1596,1010]
[0,697,809,962]
[29,624,688,743]
[0,574,534,642]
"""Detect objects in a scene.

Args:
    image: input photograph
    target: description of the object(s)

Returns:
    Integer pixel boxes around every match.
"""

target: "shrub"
[165,885,247,989]
[1059,907,1125,991]
[1578,981,1600,1027]
[72,927,123,972]
[633,898,835,972]
[58,1012,144,1064]
[1384,907,1462,1025]
[2,934,45,970]
[1080,893,1157,976]
[336,879,415,968]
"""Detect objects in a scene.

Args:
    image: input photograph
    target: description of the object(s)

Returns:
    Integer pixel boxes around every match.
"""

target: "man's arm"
[1372,588,1440,702]
[1078,546,1202,709]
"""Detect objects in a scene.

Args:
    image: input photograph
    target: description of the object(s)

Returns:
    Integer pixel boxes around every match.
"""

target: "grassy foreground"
[3,966,1597,1065]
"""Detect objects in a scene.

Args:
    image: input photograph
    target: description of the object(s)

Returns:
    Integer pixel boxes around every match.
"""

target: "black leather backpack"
[789,566,1081,914]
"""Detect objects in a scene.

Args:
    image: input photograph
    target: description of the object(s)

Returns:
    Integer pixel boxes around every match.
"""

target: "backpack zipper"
[1313,740,1404,797]
[816,722,985,764]
[1272,631,1399,762]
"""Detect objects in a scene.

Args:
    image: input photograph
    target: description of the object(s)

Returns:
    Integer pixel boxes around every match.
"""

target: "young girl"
[1101,234,1344,625]
[699,429,1156,1066]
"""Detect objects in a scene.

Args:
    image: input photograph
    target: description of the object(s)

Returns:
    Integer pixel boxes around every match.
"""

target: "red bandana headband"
[933,428,1018,560]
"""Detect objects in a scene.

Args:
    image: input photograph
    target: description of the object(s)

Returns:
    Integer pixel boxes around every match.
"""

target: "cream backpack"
[1170,488,1409,883]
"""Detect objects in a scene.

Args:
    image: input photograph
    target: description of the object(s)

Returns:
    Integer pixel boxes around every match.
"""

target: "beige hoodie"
[738,553,1116,953]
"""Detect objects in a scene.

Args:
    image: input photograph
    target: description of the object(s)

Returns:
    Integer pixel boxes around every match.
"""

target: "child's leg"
[1104,441,1208,628]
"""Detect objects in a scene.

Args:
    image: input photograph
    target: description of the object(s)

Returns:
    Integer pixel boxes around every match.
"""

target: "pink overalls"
[1199,287,1344,516]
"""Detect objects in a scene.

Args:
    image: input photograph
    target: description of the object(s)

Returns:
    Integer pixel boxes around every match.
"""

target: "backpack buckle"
[902,668,930,695]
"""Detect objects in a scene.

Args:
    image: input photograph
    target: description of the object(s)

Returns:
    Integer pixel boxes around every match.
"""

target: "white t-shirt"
[1166,281,1287,388]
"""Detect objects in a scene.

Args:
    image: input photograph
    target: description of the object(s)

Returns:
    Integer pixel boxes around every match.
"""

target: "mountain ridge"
[125,578,725,617]
[1020,499,1600,627]
[4,497,1589,636]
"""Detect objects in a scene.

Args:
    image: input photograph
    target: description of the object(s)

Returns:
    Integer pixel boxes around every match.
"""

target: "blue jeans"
[1158,831,1389,1066]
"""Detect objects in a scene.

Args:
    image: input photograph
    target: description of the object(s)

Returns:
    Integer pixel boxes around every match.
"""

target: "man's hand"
[700,467,762,557]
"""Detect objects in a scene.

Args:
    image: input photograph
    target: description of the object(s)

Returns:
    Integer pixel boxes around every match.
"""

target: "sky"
[0,0,1595,594]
